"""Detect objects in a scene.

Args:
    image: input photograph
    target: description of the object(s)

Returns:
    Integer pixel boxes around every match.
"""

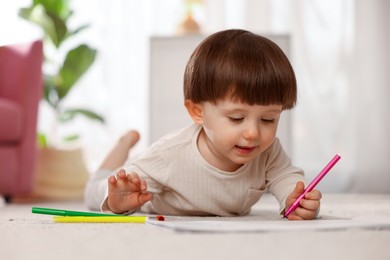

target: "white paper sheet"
[147,214,390,233]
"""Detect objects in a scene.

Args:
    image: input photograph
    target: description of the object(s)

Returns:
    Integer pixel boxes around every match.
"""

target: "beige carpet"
[1,194,390,260]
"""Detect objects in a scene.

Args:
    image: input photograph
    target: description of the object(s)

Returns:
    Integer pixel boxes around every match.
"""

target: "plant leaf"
[57,44,97,99]
[68,24,90,37]
[19,6,58,46]
[62,134,79,142]
[37,133,48,148]
[44,10,68,47]
[43,75,59,108]
[19,5,68,47]
[59,108,105,123]
[33,0,71,20]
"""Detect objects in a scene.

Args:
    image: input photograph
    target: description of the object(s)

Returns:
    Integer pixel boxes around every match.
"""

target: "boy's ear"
[185,100,203,124]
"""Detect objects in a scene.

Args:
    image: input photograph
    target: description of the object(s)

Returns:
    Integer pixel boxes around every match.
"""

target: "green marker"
[32,207,118,217]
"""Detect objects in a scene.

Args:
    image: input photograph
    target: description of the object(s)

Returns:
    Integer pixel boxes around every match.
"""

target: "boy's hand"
[107,169,153,214]
[284,181,322,220]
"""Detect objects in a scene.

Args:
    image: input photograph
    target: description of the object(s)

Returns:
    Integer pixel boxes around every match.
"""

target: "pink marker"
[283,154,341,218]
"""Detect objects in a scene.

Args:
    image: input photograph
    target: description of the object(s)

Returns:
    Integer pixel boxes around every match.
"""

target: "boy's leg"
[99,130,140,169]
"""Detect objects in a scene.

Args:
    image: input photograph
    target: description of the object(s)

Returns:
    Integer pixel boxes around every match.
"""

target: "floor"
[1,193,390,260]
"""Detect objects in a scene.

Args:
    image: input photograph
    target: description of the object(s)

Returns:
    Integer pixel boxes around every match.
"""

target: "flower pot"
[33,147,89,200]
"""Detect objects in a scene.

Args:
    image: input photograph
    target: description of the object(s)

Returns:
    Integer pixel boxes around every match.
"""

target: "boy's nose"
[243,124,260,140]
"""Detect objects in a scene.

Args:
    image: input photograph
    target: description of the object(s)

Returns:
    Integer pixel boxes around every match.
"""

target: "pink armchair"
[0,40,43,200]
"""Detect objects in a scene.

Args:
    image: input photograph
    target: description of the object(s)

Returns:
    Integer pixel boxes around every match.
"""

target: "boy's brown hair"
[183,29,297,110]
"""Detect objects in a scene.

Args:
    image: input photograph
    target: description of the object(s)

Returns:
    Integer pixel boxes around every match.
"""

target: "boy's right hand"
[284,181,321,220]
[107,169,153,214]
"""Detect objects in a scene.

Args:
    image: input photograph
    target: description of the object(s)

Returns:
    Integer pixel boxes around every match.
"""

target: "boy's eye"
[229,117,244,122]
[261,119,275,123]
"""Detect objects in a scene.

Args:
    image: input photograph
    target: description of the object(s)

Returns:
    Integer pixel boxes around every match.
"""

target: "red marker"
[156,215,165,221]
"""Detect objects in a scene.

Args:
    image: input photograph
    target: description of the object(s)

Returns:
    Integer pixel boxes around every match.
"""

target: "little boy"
[85,29,321,220]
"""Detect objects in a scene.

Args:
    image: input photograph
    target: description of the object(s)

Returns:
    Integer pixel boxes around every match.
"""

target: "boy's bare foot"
[122,130,141,149]
[107,169,153,214]
[99,130,140,169]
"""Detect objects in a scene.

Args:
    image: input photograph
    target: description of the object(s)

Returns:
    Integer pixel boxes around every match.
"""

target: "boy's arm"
[264,139,308,213]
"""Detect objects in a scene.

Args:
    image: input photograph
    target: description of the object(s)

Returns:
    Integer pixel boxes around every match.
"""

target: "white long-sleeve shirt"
[85,124,306,216]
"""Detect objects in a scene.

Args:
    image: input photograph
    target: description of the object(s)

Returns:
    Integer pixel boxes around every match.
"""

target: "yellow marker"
[53,216,147,223]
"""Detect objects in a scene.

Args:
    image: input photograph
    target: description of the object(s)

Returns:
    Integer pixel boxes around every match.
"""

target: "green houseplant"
[19,0,104,199]
[19,0,104,147]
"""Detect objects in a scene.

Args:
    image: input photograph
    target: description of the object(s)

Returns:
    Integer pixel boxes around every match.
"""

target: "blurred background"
[1,0,389,194]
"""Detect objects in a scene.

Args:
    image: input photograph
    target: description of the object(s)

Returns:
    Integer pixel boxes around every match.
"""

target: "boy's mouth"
[235,145,257,154]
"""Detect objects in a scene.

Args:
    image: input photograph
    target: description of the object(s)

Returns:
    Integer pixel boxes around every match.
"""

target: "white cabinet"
[149,35,293,155]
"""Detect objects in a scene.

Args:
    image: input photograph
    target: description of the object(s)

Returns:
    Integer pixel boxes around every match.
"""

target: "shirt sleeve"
[264,138,308,213]
[84,169,112,211]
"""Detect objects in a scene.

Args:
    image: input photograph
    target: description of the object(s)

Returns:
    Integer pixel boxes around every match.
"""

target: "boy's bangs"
[214,49,296,109]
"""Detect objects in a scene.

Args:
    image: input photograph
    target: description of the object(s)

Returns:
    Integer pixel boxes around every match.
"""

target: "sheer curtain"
[269,0,390,192]
[279,0,356,192]
[69,0,185,170]
[65,0,155,170]
[2,1,389,192]
[347,0,390,192]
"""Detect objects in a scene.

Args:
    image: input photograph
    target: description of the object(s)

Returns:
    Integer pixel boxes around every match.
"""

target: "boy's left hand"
[284,181,322,220]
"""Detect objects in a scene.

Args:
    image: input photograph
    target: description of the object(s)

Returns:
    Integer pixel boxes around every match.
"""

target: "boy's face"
[195,99,282,172]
